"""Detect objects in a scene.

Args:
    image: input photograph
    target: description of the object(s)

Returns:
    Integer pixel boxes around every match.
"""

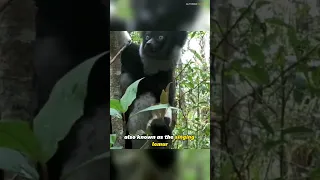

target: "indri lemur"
[109,32,182,180]
[110,0,209,31]
[120,31,188,149]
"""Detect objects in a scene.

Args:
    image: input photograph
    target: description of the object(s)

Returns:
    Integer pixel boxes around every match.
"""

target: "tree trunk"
[0,0,35,122]
[110,31,131,147]
[0,0,35,179]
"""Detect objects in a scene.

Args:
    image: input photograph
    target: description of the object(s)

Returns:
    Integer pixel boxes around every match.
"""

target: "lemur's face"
[140,31,188,60]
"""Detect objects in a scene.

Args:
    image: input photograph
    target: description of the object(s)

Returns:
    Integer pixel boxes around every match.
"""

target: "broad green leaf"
[248,43,265,65]
[0,120,43,162]
[282,126,313,134]
[0,147,39,180]
[33,51,108,161]
[110,108,122,119]
[255,111,274,135]
[120,78,144,112]
[111,146,123,149]
[132,104,179,117]
[110,99,123,112]
[132,104,169,117]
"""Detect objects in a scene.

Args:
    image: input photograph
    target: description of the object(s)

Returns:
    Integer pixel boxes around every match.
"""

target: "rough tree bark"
[0,0,35,179]
[0,0,35,122]
[110,31,131,147]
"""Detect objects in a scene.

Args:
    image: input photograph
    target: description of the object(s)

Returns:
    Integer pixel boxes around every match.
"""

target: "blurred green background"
[178,149,210,180]
[113,0,210,20]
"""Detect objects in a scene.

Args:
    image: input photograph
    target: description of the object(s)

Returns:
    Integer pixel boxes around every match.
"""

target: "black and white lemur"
[119,31,188,149]
[110,31,187,180]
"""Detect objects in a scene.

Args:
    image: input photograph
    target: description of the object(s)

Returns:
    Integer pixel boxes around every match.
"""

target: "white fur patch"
[147,108,173,130]
[165,108,173,127]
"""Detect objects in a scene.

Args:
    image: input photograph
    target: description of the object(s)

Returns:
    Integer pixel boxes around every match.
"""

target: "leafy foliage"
[212,0,320,179]
[0,51,108,179]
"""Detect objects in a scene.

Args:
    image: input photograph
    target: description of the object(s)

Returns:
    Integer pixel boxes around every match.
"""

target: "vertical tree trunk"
[0,0,35,179]
[110,31,130,147]
[0,0,35,122]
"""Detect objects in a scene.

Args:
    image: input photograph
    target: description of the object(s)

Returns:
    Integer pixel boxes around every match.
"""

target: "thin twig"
[110,40,132,64]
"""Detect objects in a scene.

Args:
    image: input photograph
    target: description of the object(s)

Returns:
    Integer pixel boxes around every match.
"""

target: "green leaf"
[255,111,274,135]
[110,108,122,119]
[120,78,144,112]
[110,134,117,146]
[248,43,265,65]
[0,147,39,180]
[190,31,197,38]
[282,126,313,134]
[111,146,123,149]
[131,104,180,117]
[110,99,123,112]
[0,120,43,162]
[33,51,108,162]
[190,49,202,61]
